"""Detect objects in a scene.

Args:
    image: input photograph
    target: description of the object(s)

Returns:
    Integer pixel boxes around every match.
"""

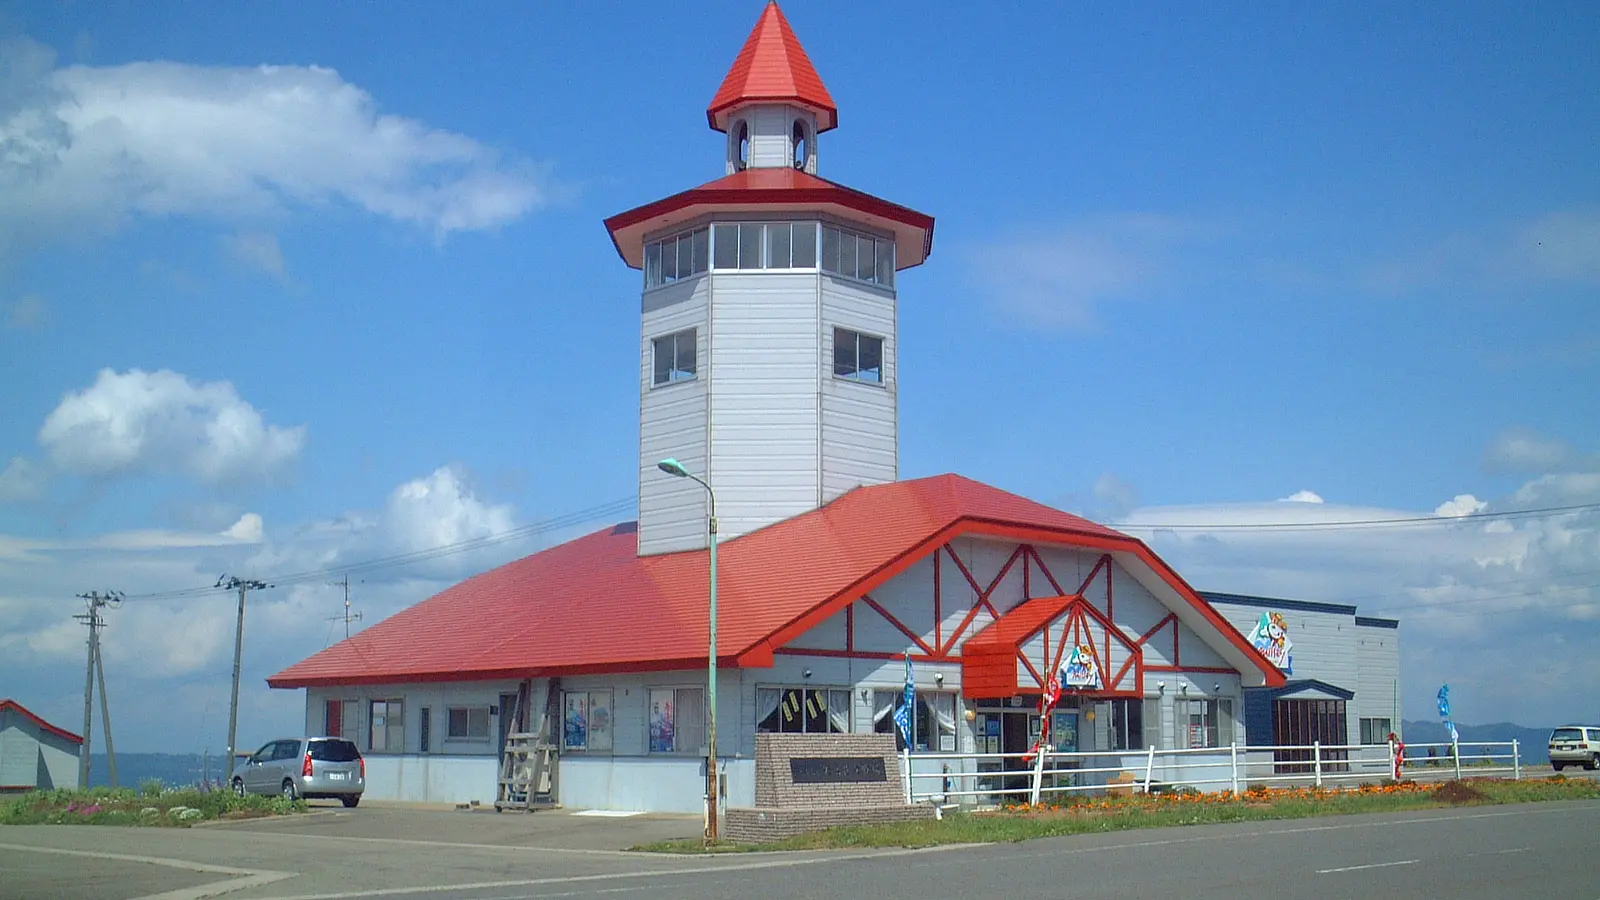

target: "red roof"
[708,2,838,133]
[604,167,935,270]
[270,474,1282,690]
[0,699,83,745]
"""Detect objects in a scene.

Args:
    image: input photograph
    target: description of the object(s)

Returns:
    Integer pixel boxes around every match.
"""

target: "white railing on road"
[901,738,1522,806]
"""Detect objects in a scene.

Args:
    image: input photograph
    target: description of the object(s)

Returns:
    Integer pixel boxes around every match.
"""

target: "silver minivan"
[231,737,365,806]
[1549,726,1600,772]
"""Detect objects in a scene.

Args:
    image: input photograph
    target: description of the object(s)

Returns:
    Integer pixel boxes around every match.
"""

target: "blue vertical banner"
[893,653,914,747]
[1437,684,1459,743]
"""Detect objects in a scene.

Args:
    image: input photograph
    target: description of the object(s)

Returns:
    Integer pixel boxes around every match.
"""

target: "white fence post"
[1230,742,1240,794]
[902,747,912,803]
[1029,751,1046,806]
[1313,741,1323,788]
[1513,740,1521,780]
[1387,738,1396,781]
[1143,745,1157,793]
[1452,738,1461,781]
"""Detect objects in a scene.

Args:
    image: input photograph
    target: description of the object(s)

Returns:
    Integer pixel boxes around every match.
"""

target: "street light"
[657,457,720,845]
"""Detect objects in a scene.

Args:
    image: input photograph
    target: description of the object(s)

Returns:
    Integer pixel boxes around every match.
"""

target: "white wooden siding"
[821,277,897,502]
[742,104,808,169]
[707,272,820,541]
[1355,622,1402,732]
[638,279,710,555]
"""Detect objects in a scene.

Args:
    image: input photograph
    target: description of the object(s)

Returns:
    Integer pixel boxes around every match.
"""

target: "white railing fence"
[903,739,1522,805]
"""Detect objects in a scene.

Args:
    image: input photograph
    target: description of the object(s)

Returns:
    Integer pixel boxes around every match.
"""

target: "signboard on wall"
[1061,644,1102,689]
[1246,612,1295,673]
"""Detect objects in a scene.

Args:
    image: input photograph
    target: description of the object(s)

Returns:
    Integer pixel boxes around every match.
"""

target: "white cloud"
[5,294,47,329]
[37,368,305,485]
[1116,458,1600,729]
[0,456,47,502]
[1434,494,1487,518]
[0,36,553,257]
[1279,490,1324,504]
[0,464,544,751]
[967,214,1217,328]
[1486,428,1585,474]
[222,513,264,542]
[221,231,285,277]
[1365,209,1600,295]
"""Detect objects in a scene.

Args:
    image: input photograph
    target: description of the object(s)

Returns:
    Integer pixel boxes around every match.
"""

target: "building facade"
[269,3,1400,813]
[0,699,83,793]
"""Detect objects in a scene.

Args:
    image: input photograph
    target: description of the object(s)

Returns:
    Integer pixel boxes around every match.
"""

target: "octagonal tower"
[606,2,935,555]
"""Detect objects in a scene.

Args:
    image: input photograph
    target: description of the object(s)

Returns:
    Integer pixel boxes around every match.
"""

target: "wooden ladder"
[494,677,561,812]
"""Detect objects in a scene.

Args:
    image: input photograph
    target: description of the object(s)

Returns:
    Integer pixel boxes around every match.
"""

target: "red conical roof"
[707,2,838,132]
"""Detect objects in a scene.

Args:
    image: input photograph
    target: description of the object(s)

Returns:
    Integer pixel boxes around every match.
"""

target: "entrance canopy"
[962,594,1144,699]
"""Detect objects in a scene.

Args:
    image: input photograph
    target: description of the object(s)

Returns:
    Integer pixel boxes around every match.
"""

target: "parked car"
[231,737,365,806]
[1548,725,1600,771]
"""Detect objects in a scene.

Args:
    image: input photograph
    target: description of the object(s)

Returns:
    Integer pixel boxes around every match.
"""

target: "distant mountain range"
[1402,720,1554,764]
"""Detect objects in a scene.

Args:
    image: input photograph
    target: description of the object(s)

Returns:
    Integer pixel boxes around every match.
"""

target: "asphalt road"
[2,799,1597,900]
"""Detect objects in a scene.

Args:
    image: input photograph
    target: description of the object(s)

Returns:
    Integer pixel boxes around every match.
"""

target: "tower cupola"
[707,1,836,175]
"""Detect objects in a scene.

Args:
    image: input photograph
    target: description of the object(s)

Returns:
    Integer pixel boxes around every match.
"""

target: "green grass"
[0,784,306,826]
[632,777,1600,853]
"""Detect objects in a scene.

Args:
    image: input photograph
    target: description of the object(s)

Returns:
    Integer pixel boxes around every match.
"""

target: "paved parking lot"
[3,790,1598,900]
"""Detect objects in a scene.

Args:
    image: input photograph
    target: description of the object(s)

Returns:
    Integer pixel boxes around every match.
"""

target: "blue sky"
[2,2,1597,751]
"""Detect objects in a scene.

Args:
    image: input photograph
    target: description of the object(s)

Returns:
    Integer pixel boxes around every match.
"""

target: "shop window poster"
[564,694,588,749]
[649,691,676,753]
[588,693,613,750]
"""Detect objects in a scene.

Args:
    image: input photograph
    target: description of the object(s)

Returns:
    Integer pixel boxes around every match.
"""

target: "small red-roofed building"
[0,700,83,792]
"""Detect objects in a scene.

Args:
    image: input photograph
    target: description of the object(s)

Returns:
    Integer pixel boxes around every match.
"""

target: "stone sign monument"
[724,732,936,842]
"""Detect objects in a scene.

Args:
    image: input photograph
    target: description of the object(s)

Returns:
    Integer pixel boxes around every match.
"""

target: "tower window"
[652,328,697,386]
[820,224,894,287]
[736,121,750,171]
[833,328,884,384]
[644,227,709,289]
[792,120,809,170]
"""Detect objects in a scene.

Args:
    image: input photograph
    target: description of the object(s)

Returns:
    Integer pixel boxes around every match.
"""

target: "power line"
[1109,501,1600,532]
[1359,581,1600,616]
[122,495,635,603]
[1327,567,1600,607]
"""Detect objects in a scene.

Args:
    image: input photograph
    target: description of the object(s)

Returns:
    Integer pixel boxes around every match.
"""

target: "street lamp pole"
[657,458,719,845]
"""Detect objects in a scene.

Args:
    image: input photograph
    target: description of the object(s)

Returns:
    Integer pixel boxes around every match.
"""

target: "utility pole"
[218,575,270,773]
[326,574,362,640]
[74,590,123,789]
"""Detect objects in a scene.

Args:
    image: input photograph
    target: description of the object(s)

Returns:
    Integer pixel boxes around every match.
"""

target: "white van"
[1548,726,1600,771]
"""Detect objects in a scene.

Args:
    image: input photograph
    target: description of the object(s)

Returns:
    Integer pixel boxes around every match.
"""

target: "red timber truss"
[776,542,1223,698]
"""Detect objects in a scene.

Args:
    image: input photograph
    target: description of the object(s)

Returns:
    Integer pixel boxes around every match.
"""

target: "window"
[652,328,697,386]
[873,689,957,752]
[648,687,705,754]
[1178,698,1234,749]
[756,687,850,734]
[833,328,884,383]
[644,227,709,289]
[820,224,894,287]
[419,707,431,753]
[369,699,404,753]
[711,221,821,271]
[792,119,808,170]
[1110,699,1145,751]
[738,223,763,268]
[1359,717,1394,745]
[562,690,613,752]
[447,707,491,741]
